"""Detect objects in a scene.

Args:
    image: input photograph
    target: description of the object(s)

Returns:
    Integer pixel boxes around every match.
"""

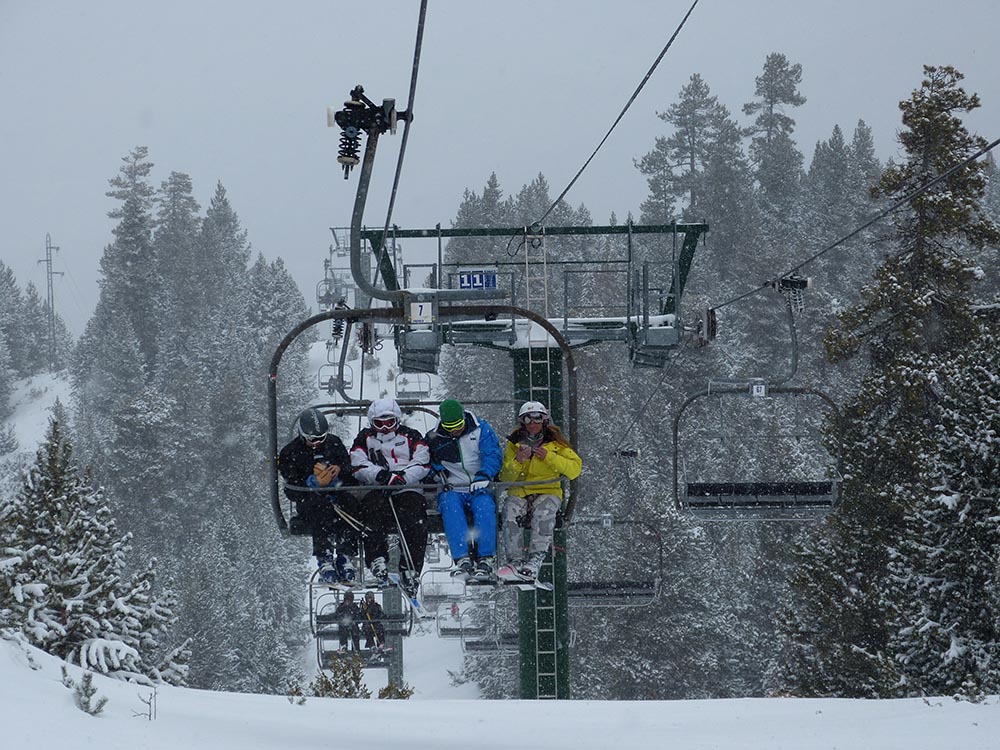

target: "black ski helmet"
[296,408,329,441]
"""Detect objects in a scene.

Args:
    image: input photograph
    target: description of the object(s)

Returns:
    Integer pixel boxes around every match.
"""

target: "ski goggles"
[521,413,545,424]
[372,416,398,430]
[441,417,466,432]
[304,433,327,445]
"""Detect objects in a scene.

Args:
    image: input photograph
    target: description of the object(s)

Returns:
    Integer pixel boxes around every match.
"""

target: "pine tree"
[19,282,53,375]
[889,318,1000,698]
[783,65,1000,697]
[637,73,727,222]
[0,414,186,682]
[0,333,14,423]
[743,52,807,247]
[0,262,28,378]
[100,146,161,370]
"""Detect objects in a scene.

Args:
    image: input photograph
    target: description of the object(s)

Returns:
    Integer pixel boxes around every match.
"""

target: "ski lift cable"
[710,134,1000,313]
[610,348,685,454]
[370,0,429,295]
[527,0,701,232]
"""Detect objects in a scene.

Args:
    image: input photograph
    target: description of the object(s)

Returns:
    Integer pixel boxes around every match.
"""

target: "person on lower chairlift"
[360,591,386,651]
[497,401,582,583]
[333,591,361,652]
[424,399,503,583]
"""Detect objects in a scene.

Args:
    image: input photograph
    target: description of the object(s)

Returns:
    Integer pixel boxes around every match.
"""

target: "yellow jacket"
[499,434,582,498]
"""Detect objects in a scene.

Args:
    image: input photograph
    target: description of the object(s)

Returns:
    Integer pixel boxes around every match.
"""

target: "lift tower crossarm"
[359,223,708,311]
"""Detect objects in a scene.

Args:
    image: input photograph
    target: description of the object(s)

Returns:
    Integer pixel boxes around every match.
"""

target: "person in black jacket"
[278,407,359,584]
[333,591,361,652]
[359,591,386,650]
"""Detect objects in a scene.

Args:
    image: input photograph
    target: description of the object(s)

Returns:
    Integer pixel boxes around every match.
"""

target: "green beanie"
[439,399,465,427]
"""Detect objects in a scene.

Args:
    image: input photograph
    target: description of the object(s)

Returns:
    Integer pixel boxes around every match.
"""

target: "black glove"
[375,469,392,485]
[388,471,407,486]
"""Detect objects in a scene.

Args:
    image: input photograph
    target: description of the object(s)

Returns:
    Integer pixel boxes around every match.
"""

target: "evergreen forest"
[2,57,999,700]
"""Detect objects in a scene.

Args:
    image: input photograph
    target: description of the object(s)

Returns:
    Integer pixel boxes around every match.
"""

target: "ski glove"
[469,473,490,493]
[314,464,336,487]
[375,469,392,486]
[388,471,407,486]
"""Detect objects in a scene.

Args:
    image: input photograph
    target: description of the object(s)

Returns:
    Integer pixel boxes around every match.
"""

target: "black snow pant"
[292,491,363,559]
[360,489,428,575]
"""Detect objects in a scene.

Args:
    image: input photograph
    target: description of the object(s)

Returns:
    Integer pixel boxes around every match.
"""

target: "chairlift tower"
[357,222,706,699]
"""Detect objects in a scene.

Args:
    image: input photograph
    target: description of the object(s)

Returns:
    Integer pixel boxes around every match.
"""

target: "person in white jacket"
[350,398,430,594]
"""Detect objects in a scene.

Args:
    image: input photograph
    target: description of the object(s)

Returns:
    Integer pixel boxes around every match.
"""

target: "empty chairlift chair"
[673,382,842,521]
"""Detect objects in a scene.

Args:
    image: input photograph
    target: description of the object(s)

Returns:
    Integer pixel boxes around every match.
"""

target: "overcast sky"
[1,0,997,336]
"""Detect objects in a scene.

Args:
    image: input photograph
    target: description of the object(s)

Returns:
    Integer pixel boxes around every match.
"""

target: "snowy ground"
[3,634,999,750]
[4,371,72,456]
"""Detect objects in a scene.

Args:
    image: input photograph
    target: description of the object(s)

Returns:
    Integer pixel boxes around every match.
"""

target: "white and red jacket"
[350,425,431,486]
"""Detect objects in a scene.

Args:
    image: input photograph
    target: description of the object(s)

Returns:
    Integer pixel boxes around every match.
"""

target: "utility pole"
[37,233,63,370]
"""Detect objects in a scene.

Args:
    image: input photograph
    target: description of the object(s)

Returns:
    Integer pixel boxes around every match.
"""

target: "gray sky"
[2,0,997,336]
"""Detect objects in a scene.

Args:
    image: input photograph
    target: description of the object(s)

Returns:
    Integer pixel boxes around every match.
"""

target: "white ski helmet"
[368,398,402,433]
[518,401,550,424]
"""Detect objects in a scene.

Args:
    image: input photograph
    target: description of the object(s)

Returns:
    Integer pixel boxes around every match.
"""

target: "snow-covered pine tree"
[247,253,316,428]
[101,146,161,371]
[14,283,50,375]
[636,73,727,223]
[889,315,1000,698]
[742,52,807,240]
[0,414,186,683]
[0,334,13,423]
[0,262,27,379]
[783,65,1000,698]
[71,303,152,521]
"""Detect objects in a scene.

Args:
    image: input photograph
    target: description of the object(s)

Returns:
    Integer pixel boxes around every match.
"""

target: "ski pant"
[362,620,385,648]
[360,489,428,575]
[438,488,497,560]
[502,493,561,561]
[292,491,362,559]
[339,622,361,651]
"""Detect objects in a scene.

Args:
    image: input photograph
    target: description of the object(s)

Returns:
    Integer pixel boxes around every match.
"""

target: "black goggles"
[522,413,545,424]
[372,416,398,429]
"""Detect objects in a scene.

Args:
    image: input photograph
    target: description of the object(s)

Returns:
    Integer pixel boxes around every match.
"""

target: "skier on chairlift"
[278,407,359,585]
[360,591,386,652]
[333,591,362,652]
[350,398,431,594]
[425,398,503,583]
[497,401,582,583]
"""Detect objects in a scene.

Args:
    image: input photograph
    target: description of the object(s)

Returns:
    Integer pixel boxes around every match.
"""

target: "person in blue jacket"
[425,398,502,582]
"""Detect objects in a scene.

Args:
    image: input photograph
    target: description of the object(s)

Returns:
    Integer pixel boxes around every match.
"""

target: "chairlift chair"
[395,371,432,401]
[673,384,842,521]
[318,363,354,394]
[564,515,663,608]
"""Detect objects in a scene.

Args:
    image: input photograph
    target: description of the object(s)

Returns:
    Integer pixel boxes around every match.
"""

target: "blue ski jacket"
[425,411,502,489]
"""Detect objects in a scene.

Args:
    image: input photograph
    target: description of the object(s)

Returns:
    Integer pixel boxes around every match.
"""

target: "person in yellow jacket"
[496,401,582,582]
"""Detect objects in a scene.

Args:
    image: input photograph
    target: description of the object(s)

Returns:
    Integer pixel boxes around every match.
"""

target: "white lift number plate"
[410,302,434,324]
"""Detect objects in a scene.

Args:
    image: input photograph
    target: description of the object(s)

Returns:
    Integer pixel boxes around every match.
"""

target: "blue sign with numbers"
[458,269,498,290]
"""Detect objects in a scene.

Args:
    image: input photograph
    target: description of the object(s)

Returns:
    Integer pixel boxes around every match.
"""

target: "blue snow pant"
[437,488,497,560]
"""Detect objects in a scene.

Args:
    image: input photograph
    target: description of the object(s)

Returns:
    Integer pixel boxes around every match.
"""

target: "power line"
[531,0,701,230]
[710,134,1000,313]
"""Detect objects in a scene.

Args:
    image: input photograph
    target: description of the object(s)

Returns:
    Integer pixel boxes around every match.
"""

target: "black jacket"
[278,434,354,501]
